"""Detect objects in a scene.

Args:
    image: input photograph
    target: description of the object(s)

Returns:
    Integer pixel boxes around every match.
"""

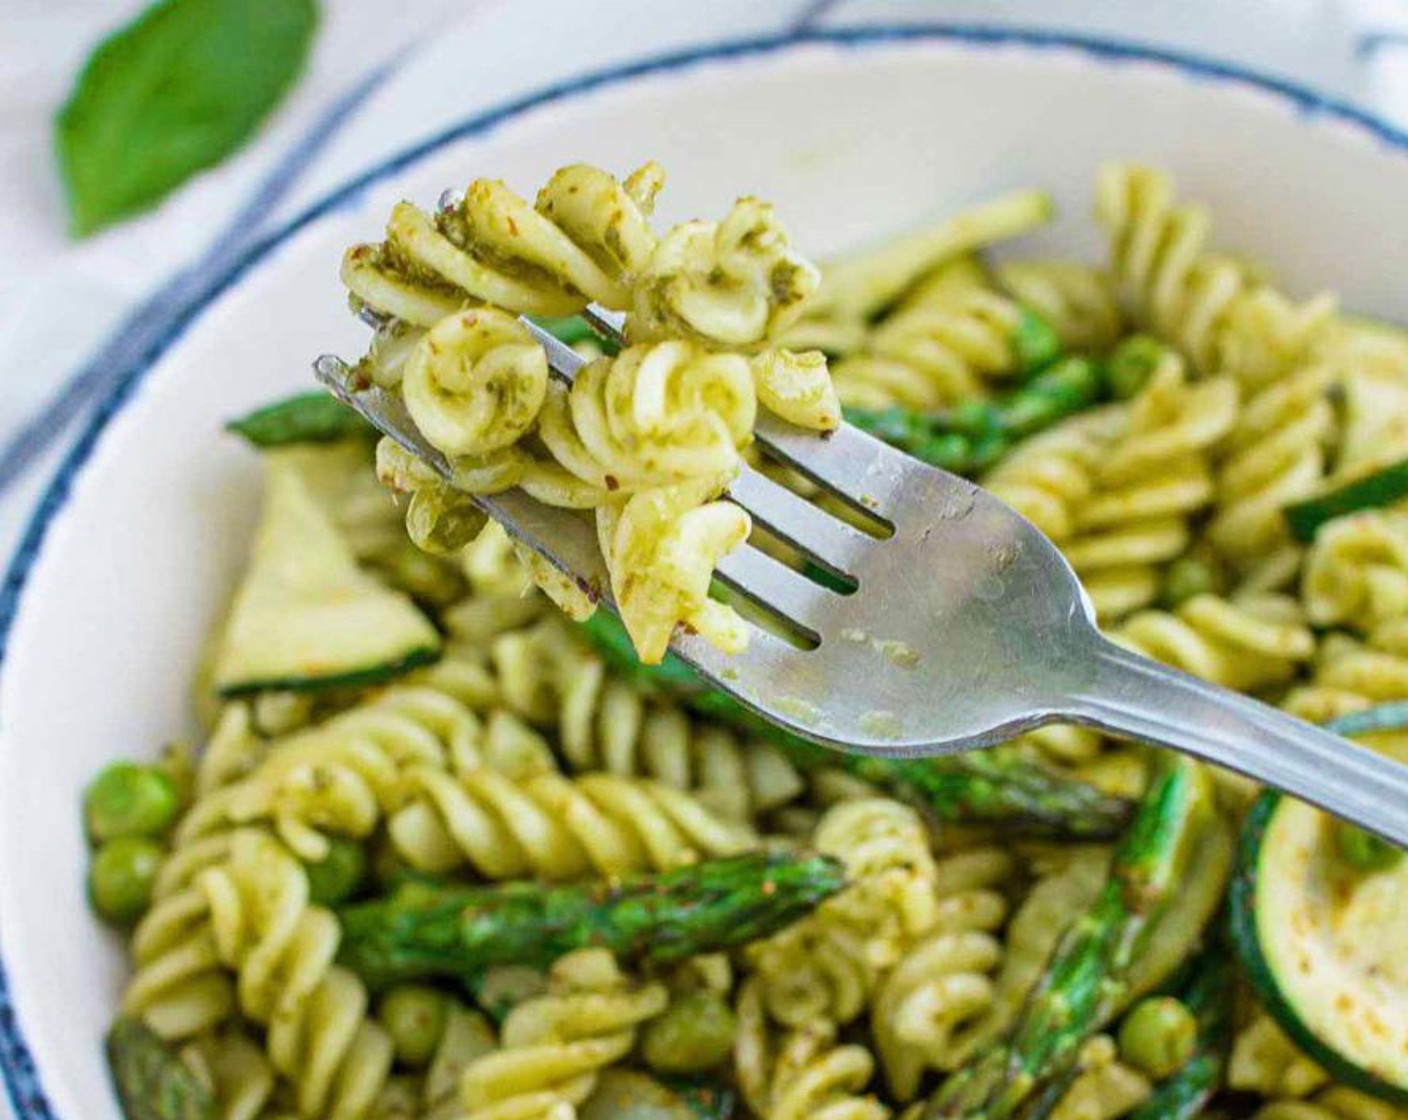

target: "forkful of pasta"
[315,160,1408,848]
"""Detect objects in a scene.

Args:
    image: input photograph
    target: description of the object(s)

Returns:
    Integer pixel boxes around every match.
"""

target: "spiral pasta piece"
[870,847,1013,1100]
[532,341,756,498]
[1112,591,1315,693]
[194,703,269,798]
[388,764,755,879]
[828,353,949,410]
[1283,626,1408,759]
[1096,162,1334,381]
[812,798,945,968]
[597,476,753,664]
[342,163,661,327]
[983,409,1112,540]
[1302,512,1408,631]
[1063,359,1236,619]
[631,196,820,350]
[490,615,806,819]
[994,259,1124,354]
[174,683,543,863]
[748,799,942,1028]
[204,831,393,1120]
[128,830,393,1120]
[123,879,238,1042]
[750,347,843,430]
[400,308,548,458]
[735,977,892,1120]
[987,354,1236,620]
[1206,362,1337,572]
[864,258,1034,402]
[1315,316,1408,385]
[457,948,668,1120]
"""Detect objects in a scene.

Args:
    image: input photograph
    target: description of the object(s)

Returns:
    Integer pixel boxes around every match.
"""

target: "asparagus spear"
[226,391,372,448]
[577,612,1133,840]
[924,757,1215,1119]
[845,355,1104,475]
[338,851,845,987]
[1124,954,1232,1120]
[106,1017,214,1120]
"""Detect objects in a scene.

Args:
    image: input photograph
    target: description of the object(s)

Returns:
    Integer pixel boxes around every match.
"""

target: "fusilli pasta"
[490,615,806,819]
[870,848,1012,1100]
[457,948,667,1120]
[736,977,892,1120]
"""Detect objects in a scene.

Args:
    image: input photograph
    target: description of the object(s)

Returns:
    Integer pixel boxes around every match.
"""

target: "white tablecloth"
[1,1,1407,1117]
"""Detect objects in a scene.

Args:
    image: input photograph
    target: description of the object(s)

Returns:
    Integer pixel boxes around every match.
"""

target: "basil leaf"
[56,0,318,237]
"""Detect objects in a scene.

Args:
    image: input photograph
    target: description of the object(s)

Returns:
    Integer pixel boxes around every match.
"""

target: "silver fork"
[316,305,1408,847]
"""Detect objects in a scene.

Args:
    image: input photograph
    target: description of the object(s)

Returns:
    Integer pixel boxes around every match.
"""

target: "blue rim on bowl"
[3,23,1408,1120]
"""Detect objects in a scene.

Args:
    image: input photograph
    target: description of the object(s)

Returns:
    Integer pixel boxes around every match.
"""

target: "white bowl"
[4,26,1408,1120]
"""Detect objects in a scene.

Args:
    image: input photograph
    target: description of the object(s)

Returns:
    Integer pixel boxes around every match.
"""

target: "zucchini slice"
[212,454,439,696]
[1231,786,1408,1102]
[1126,808,1233,1000]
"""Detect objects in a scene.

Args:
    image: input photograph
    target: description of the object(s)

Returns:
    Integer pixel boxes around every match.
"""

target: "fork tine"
[752,412,916,521]
[520,319,588,381]
[727,465,869,579]
[671,623,817,715]
[484,489,612,597]
[714,543,837,639]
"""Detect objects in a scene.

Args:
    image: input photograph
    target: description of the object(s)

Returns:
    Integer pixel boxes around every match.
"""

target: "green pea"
[1012,308,1063,377]
[1334,821,1404,872]
[303,837,368,906]
[639,990,736,1075]
[85,762,181,842]
[1160,557,1218,609]
[89,837,164,925]
[378,984,448,1067]
[1117,996,1198,1079]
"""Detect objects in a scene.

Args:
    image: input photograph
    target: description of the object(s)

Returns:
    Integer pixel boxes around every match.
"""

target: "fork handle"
[1066,637,1408,848]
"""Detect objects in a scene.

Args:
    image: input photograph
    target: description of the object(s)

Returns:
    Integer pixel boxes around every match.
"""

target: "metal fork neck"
[1063,636,1408,848]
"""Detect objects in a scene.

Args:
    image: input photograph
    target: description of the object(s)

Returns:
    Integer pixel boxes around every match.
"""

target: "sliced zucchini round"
[1231,789,1408,1103]
[213,453,440,696]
